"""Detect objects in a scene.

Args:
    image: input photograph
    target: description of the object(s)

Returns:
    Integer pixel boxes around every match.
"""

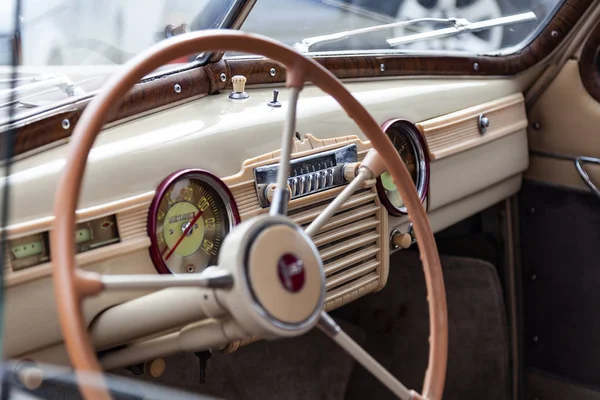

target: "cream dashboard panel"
[3,77,527,358]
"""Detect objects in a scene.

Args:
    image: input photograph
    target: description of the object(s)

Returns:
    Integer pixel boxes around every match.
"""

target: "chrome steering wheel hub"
[217,215,325,339]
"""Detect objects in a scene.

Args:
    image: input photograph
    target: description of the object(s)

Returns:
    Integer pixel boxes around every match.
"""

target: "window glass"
[0,0,242,123]
[1,0,240,66]
[238,0,563,54]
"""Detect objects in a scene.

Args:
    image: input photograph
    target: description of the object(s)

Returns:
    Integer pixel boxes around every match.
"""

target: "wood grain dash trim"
[417,93,528,160]
[3,0,593,160]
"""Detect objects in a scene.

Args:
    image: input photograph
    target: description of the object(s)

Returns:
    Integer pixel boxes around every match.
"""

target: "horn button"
[217,215,325,338]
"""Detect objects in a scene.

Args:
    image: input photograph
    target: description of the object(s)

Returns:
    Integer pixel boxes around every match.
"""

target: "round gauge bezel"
[147,169,240,275]
[375,119,430,216]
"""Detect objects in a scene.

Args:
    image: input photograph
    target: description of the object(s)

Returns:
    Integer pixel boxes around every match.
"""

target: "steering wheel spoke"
[317,311,422,400]
[269,86,302,216]
[99,267,233,291]
[305,166,373,237]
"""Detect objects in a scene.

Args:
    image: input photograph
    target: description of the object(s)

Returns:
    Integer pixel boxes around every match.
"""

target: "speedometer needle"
[164,211,204,261]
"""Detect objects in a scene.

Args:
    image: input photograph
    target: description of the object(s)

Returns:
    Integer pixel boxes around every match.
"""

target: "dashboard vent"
[229,177,385,311]
[288,184,384,310]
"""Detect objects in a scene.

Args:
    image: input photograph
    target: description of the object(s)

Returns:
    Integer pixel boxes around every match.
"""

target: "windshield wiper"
[294,12,536,52]
[387,12,536,47]
[295,17,459,52]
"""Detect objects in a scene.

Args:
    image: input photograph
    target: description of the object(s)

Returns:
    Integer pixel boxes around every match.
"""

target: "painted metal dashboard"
[1,79,529,361]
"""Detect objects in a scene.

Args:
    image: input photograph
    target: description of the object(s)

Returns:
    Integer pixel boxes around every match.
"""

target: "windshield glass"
[238,0,564,55]
[0,0,242,123]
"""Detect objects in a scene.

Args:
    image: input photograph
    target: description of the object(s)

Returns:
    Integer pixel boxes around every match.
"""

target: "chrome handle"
[575,156,600,199]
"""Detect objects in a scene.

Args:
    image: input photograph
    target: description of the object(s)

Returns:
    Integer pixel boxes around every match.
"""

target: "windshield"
[238,0,564,54]
[0,0,243,123]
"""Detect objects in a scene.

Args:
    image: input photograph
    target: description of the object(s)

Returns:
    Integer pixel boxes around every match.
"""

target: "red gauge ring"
[147,169,240,275]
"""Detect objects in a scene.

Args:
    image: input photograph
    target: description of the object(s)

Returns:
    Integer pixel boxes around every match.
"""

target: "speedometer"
[376,119,429,216]
[148,170,239,274]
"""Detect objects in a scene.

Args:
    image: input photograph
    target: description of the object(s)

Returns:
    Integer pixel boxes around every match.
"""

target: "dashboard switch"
[320,170,327,188]
[289,178,298,196]
[268,89,282,108]
[306,174,313,192]
[327,168,334,186]
[312,173,319,191]
[298,176,306,194]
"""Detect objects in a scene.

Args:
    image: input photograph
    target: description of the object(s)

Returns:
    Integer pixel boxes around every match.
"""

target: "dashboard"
[2,77,529,366]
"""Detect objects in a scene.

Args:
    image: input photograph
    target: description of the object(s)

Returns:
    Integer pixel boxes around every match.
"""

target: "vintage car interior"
[1,0,600,398]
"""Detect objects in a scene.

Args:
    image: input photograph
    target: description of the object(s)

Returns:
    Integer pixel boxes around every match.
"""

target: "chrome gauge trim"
[376,119,430,216]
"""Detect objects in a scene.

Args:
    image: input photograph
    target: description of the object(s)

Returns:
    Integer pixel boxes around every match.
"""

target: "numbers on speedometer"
[148,170,239,275]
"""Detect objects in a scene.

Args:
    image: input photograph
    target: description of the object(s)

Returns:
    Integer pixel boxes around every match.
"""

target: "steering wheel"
[50,30,447,400]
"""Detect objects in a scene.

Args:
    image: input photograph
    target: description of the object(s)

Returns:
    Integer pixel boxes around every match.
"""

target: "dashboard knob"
[144,358,166,378]
[229,75,249,99]
[15,363,44,390]
[265,183,292,204]
[343,162,361,182]
[391,230,412,250]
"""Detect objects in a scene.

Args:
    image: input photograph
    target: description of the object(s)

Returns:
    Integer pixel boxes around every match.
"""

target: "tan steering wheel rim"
[50,30,447,400]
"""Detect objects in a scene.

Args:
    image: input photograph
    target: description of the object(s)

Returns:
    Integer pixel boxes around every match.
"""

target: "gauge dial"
[148,170,239,274]
[376,119,429,216]
[9,232,50,271]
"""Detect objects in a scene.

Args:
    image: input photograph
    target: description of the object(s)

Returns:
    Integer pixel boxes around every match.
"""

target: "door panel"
[526,60,600,191]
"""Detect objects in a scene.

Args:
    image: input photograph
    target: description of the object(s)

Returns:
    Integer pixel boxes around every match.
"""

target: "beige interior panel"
[3,250,155,357]
[526,60,600,189]
[5,77,521,226]
[390,175,522,242]
[527,155,600,191]
[428,130,528,211]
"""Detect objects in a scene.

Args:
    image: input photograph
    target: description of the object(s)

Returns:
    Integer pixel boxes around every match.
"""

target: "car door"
[521,19,600,400]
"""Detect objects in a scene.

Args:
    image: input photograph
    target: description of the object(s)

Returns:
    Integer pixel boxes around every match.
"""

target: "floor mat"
[336,251,509,400]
